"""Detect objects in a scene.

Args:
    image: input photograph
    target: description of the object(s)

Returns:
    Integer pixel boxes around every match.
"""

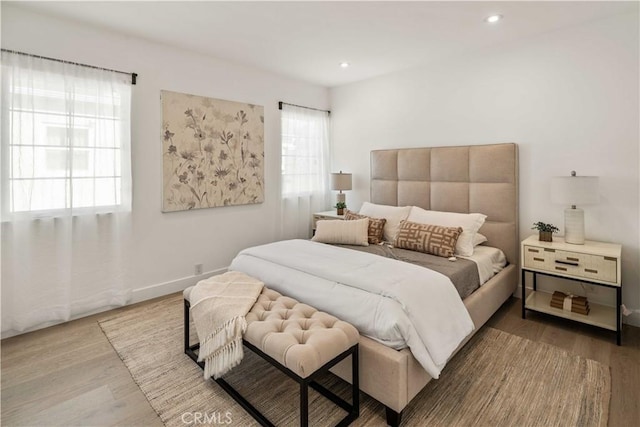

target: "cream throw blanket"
[190,271,264,379]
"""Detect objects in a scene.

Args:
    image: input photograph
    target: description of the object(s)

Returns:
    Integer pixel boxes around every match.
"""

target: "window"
[1,51,132,216]
[280,105,330,197]
[280,103,330,239]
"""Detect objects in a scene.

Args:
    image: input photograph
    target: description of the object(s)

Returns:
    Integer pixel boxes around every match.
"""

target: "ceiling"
[7,1,638,87]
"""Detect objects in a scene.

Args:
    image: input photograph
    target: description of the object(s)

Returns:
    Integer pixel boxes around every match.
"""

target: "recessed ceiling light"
[340,62,350,68]
[485,14,503,24]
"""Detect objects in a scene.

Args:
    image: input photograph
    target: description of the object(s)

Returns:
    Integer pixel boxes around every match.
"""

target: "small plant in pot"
[532,221,559,242]
[335,202,347,215]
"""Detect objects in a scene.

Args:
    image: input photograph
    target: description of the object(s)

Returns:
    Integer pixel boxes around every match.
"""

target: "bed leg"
[385,407,402,426]
[184,299,190,354]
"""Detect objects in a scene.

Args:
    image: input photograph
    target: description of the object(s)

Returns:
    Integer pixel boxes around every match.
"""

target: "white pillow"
[359,202,411,242]
[473,233,488,247]
[312,218,369,246]
[407,207,487,257]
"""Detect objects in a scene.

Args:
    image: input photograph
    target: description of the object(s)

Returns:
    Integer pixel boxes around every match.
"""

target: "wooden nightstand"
[521,235,622,345]
[312,210,344,231]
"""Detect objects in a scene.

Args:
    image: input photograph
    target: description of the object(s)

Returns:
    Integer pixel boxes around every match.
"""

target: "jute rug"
[99,294,610,426]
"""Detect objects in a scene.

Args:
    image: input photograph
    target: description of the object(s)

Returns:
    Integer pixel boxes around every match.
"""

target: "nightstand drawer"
[523,246,552,270]
[523,245,617,284]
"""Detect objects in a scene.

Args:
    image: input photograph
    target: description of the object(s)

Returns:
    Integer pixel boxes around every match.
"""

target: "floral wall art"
[161,90,264,212]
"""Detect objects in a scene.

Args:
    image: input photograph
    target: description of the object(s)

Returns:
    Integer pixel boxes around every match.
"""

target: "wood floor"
[2,295,639,426]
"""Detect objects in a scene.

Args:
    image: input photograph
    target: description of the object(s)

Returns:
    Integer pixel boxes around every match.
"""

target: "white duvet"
[229,239,474,378]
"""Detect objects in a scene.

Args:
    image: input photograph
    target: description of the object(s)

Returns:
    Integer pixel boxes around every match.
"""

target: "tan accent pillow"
[344,209,387,244]
[311,218,369,246]
[393,220,463,258]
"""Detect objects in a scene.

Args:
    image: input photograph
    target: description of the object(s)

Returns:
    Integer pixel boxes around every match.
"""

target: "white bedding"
[229,239,475,378]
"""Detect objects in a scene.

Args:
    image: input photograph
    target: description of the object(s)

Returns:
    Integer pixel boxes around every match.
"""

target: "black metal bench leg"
[300,381,309,427]
[352,346,360,418]
[184,299,202,367]
[184,299,190,353]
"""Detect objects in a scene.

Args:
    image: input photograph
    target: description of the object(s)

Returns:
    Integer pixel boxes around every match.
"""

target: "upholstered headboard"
[370,143,519,264]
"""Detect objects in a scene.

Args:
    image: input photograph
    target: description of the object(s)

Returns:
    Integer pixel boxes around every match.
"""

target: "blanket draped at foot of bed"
[189,271,264,379]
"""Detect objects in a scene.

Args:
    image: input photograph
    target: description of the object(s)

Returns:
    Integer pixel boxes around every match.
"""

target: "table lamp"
[330,171,352,208]
[551,171,599,245]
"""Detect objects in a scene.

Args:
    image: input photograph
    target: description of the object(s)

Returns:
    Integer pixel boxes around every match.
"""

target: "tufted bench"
[184,286,360,427]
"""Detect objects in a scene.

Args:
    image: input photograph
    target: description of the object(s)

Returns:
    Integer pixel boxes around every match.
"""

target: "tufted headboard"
[370,143,519,265]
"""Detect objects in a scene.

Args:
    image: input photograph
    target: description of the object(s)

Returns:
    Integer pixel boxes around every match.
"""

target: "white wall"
[1,5,329,334]
[331,12,640,326]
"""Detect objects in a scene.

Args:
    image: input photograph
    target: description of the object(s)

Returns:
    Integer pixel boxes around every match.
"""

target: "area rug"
[99,294,610,426]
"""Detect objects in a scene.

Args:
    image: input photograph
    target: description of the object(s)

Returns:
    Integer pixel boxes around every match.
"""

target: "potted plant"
[532,221,559,242]
[335,202,347,215]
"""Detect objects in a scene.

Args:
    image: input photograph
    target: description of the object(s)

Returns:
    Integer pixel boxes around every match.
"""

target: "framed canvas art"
[161,90,264,212]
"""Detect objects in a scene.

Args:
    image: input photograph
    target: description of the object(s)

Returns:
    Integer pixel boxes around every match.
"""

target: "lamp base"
[564,207,585,245]
[336,193,346,204]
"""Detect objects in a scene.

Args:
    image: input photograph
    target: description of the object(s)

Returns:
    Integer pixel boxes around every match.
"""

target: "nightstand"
[312,210,344,231]
[521,235,622,345]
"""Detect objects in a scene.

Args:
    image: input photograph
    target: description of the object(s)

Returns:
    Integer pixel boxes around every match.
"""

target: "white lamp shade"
[551,176,599,206]
[330,172,352,191]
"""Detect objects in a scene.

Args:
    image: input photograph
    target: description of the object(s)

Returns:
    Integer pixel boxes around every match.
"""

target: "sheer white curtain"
[1,51,133,336]
[280,104,330,239]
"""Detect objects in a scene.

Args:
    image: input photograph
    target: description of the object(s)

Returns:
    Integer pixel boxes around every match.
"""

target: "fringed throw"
[189,271,264,379]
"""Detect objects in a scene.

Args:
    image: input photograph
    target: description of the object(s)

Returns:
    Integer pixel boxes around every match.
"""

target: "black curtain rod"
[1,49,138,85]
[278,101,330,115]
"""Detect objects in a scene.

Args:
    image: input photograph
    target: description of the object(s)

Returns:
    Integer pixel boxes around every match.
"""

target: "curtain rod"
[278,101,330,115]
[1,49,138,85]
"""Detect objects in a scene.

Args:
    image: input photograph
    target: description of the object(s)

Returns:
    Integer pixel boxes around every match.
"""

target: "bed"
[231,143,519,425]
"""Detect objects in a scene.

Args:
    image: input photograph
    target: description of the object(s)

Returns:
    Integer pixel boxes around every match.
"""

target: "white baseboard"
[515,285,640,327]
[1,267,229,339]
[130,267,228,304]
[627,311,640,327]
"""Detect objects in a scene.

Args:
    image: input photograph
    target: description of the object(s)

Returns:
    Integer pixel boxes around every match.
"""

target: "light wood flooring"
[2,295,639,426]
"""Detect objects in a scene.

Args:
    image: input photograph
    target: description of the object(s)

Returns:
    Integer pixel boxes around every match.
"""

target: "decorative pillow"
[359,202,411,242]
[407,207,487,257]
[473,233,488,247]
[393,220,463,258]
[344,210,386,244]
[311,218,369,246]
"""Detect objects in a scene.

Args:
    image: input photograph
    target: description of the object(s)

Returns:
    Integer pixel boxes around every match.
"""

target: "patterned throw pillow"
[407,207,486,257]
[393,220,463,258]
[344,210,387,244]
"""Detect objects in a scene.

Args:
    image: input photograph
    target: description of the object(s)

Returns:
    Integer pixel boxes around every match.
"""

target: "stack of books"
[550,291,590,315]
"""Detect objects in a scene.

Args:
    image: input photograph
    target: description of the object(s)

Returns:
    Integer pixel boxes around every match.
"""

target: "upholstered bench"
[184,286,360,427]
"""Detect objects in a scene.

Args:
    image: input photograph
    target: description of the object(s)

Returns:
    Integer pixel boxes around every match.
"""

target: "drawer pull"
[555,260,579,266]
[527,248,539,253]
[533,257,544,262]
[544,248,556,252]
[555,266,567,271]
[566,257,579,262]
[604,256,617,261]
[585,268,598,274]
